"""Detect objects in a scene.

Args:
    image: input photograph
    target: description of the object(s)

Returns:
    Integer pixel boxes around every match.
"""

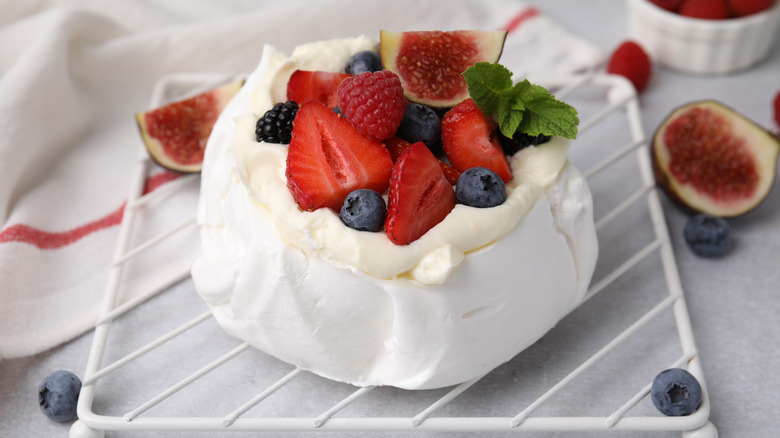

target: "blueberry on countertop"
[39,370,82,422]
[650,368,702,416]
[456,167,506,208]
[684,214,732,257]
[340,189,386,232]
[396,103,442,147]
[345,51,383,75]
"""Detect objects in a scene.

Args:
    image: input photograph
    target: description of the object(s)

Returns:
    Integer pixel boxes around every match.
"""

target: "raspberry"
[607,41,653,93]
[728,0,775,16]
[337,70,407,141]
[679,0,731,19]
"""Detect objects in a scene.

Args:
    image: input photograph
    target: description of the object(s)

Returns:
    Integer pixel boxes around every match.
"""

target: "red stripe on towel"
[0,171,183,249]
[502,7,540,33]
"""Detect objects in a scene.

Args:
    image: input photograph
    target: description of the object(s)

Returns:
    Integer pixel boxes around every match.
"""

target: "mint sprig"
[462,62,579,140]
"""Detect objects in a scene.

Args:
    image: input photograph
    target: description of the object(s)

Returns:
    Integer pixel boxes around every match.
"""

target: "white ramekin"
[627,0,780,75]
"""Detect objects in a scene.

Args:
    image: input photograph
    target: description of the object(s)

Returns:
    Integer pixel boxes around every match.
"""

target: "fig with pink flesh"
[380,30,507,108]
[652,100,779,217]
[136,79,244,173]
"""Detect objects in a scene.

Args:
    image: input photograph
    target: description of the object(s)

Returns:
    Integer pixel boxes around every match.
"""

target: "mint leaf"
[496,87,525,138]
[462,62,513,116]
[513,80,579,139]
[462,63,579,140]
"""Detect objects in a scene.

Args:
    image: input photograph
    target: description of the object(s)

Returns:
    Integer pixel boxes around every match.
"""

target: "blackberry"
[256,101,299,144]
[499,131,551,155]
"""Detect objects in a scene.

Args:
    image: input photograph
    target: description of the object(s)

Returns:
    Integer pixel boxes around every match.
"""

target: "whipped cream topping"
[192,37,598,389]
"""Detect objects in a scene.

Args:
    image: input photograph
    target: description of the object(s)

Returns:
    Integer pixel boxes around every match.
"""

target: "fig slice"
[652,100,779,217]
[380,30,507,108]
[136,79,244,173]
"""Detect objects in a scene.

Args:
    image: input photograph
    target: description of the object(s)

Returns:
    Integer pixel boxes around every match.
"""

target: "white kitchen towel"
[0,0,604,359]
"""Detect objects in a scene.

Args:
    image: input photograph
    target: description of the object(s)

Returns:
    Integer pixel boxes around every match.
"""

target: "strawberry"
[438,160,462,186]
[286,100,393,211]
[774,90,780,129]
[727,0,774,16]
[678,0,731,18]
[441,99,512,183]
[287,70,351,109]
[384,136,410,162]
[384,136,461,185]
[606,40,653,93]
[385,142,456,245]
[648,0,686,12]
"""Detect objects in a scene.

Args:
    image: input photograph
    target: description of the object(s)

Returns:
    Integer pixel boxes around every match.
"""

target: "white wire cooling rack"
[70,72,718,438]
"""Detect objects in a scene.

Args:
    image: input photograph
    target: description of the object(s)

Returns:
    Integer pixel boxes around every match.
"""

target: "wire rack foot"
[70,420,105,438]
[683,421,718,438]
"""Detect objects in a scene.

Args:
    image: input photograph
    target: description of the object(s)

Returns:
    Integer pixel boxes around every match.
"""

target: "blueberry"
[39,370,81,422]
[456,167,506,208]
[650,368,702,416]
[340,189,386,232]
[396,103,442,147]
[684,214,732,257]
[345,51,383,75]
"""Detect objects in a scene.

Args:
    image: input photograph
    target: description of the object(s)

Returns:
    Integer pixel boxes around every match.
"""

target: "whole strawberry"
[337,70,407,141]
[606,41,652,93]
[774,90,780,129]
[679,0,731,18]
[728,0,775,16]
[648,0,686,11]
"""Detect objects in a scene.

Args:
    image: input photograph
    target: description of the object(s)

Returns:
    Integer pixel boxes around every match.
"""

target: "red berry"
[606,41,653,93]
[286,100,393,211]
[384,136,410,162]
[647,0,686,12]
[774,90,780,129]
[337,70,407,141]
[727,0,774,16]
[438,161,462,186]
[385,142,456,245]
[286,70,351,109]
[384,136,461,185]
[679,0,731,18]
[441,99,512,183]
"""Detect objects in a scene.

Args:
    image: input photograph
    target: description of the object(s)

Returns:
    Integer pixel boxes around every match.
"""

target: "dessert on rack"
[189,31,598,390]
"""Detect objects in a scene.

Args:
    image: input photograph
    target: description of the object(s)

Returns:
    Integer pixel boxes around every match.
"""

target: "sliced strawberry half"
[286,100,393,211]
[385,142,456,245]
[287,70,351,109]
[384,136,461,185]
[441,98,512,183]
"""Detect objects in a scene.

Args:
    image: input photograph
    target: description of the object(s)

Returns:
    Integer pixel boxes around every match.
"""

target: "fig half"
[136,79,244,173]
[380,30,507,108]
[652,100,779,217]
